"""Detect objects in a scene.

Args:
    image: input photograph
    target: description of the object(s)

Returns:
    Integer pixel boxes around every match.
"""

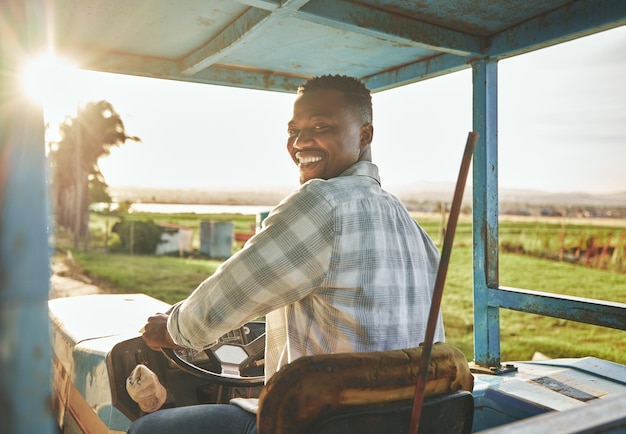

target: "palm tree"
[49,100,140,248]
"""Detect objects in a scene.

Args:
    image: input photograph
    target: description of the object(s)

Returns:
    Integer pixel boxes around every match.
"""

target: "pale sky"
[41,26,626,195]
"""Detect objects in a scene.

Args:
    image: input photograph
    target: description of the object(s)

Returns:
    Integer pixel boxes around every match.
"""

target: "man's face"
[287,89,372,184]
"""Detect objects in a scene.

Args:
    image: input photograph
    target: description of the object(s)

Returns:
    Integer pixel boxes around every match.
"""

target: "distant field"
[62,211,626,365]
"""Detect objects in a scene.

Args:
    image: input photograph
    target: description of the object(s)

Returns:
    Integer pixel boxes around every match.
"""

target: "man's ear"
[360,124,374,147]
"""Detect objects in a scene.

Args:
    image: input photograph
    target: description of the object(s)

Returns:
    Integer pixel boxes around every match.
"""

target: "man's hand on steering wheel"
[141,313,178,351]
[141,313,265,387]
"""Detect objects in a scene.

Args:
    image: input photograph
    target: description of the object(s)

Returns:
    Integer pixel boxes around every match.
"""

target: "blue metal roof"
[51,0,626,92]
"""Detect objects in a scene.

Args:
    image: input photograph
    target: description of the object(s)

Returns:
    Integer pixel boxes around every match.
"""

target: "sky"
[36,25,626,196]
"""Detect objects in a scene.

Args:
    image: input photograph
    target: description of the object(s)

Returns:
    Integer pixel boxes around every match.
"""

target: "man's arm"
[167,186,334,350]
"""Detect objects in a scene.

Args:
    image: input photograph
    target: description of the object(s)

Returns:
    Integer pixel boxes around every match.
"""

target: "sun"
[22,52,79,106]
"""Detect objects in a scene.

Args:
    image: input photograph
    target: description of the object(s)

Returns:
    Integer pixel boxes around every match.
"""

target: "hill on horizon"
[109,184,626,209]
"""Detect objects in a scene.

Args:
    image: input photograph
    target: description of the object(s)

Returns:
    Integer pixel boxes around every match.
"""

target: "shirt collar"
[339,161,381,186]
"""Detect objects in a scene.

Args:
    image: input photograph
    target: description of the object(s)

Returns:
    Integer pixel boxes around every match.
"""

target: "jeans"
[127,404,257,434]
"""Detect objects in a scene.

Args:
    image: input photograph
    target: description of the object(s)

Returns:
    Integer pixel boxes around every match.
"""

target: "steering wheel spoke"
[208,333,265,376]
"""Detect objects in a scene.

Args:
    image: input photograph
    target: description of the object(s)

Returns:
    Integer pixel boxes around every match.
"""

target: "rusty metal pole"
[408,132,478,434]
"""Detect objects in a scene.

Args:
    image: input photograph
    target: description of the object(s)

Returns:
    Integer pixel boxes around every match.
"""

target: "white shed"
[156,223,193,256]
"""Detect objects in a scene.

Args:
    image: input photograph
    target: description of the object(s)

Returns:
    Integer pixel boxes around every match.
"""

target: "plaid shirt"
[168,161,444,379]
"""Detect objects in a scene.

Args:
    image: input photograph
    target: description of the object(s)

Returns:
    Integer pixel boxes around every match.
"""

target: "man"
[128,75,444,434]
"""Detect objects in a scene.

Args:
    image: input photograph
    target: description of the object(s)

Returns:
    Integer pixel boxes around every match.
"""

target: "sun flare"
[22,53,79,106]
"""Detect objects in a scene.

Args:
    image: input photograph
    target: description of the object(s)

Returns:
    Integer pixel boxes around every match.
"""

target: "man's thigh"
[127,403,257,434]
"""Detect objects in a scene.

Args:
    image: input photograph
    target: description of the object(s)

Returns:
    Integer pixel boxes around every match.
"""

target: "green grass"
[62,212,626,365]
[71,252,223,302]
[440,247,626,364]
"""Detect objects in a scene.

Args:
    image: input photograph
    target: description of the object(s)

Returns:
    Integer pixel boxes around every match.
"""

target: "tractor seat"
[257,343,474,434]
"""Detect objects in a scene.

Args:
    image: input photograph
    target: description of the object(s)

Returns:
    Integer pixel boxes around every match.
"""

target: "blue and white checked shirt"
[168,161,444,380]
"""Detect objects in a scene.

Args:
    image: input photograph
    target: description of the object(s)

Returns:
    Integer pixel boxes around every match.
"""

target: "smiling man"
[129,75,444,434]
[287,77,373,183]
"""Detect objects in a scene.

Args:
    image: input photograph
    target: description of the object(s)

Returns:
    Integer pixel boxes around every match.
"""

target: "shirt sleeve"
[167,186,335,349]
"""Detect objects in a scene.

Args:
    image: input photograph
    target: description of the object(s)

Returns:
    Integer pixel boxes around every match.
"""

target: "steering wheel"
[161,329,265,387]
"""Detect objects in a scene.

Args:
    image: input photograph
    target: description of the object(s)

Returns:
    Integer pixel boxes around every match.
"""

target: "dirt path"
[49,252,105,299]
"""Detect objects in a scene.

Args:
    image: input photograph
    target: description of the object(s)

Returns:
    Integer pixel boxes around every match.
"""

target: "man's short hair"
[298,75,373,125]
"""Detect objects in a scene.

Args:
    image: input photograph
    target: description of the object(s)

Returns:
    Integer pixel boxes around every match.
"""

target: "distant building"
[156,223,193,256]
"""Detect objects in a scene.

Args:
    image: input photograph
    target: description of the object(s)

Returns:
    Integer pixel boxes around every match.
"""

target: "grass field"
[58,211,626,365]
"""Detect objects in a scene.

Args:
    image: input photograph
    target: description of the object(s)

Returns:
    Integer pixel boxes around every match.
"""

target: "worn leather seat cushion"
[257,343,474,434]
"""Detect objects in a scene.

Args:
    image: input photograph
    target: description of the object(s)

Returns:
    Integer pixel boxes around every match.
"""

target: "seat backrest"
[309,390,474,434]
[257,343,474,434]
